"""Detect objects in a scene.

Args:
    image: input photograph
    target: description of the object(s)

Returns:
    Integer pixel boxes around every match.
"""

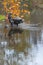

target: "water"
[0,22,43,65]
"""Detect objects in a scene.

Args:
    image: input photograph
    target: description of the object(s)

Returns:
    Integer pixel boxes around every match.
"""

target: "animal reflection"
[8,28,23,45]
[8,28,23,37]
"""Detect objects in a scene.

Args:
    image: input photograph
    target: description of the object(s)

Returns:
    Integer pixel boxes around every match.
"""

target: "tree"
[2,0,30,19]
[0,0,4,14]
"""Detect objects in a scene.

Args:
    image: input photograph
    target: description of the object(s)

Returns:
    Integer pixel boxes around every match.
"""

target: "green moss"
[0,15,5,21]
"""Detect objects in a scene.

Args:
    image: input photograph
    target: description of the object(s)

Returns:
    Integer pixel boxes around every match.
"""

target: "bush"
[0,15,5,21]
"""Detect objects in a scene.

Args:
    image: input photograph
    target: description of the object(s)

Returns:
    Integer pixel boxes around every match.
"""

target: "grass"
[0,15,5,21]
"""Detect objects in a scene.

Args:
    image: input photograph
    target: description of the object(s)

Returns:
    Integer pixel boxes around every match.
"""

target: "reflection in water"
[0,24,43,65]
[4,49,14,65]
[8,28,23,36]
[0,41,8,48]
[8,27,23,45]
[30,30,41,45]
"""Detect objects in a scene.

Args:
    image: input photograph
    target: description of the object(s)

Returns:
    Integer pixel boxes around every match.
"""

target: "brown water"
[0,23,43,65]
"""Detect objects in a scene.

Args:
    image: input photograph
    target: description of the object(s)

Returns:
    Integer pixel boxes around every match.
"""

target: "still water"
[0,23,43,65]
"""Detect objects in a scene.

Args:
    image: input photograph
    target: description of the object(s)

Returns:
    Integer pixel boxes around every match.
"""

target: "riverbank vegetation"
[0,0,31,22]
[0,15,5,21]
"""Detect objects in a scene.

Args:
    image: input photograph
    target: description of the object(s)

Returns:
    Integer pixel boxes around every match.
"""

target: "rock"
[30,8,43,25]
[30,0,43,25]
[38,4,43,9]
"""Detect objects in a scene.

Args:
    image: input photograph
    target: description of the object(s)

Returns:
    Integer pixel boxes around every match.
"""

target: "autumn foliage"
[2,0,30,18]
